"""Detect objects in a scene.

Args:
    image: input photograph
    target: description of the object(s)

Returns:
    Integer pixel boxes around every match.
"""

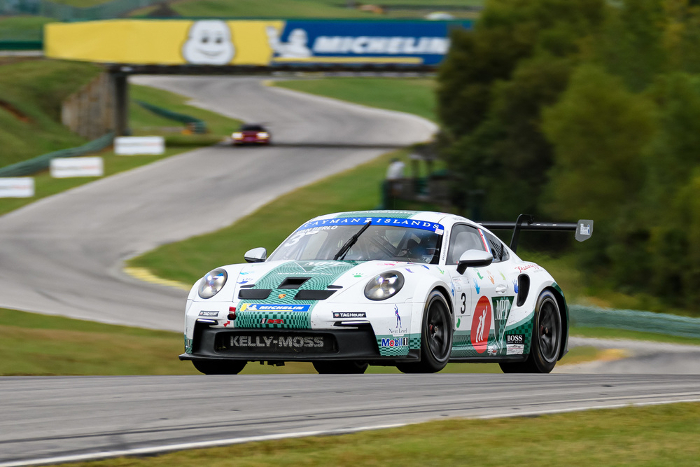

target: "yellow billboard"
[45,19,469,66]
[45,19,284,66]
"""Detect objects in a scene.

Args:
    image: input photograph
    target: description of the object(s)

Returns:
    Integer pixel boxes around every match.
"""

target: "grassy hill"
[0,58,102,168]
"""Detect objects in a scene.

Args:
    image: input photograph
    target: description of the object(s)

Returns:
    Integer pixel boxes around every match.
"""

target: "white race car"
[180,210,593,374]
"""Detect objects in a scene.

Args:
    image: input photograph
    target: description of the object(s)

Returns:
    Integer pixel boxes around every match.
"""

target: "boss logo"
[506,334,524,344]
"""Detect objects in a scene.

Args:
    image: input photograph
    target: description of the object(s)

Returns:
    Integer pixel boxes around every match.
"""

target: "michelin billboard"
[45,19,471,67]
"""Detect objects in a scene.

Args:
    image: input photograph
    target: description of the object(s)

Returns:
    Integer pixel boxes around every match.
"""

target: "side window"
[447,224,485,265]
[482,231,509,263]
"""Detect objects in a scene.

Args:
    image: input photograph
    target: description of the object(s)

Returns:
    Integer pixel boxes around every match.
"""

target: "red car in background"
[232,124,271,146]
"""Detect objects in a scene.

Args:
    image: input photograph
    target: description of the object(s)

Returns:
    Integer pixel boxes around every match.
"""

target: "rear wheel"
[312,361,368,374]
[396,290,453,374]
[499,290,562,374]
[192,360,247,375]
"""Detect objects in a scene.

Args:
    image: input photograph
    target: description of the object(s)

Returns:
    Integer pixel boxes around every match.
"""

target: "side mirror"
[457,249,493,274]
[244,247,267,263]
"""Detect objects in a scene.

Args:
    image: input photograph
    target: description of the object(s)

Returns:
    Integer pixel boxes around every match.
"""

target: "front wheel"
[192,359,247,375]
[499,290,562,374]
[313,361,368,374]
[397,291,453,374]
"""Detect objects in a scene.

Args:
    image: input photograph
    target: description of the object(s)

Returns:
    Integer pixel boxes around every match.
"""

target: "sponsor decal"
[405,268,414,273]
[295,217,445,234]
[389,305,407,335]
[261,318,284,324]
[470,296,492,354]
[240,303,311,312]
[506,334,524,344]
[353,272,364,277]
[420,264,430,270]
[515,264,541,273]
[199,311,219,317]
[506,344,524,355]
[487,270,494,284]
[381,337,409,347]
[474,279,480,294]
[437,267,445,274]
[487,344,498,356]
[476,271,484,280]
[513,279,519,294]
[493,296,515,354]
[182,20,235,65]
[278,293,287,299]
[223,321,231,327]
[333,312,366,318]
[238,280,250,285]
[230,335,324,348]
[499,272,506,280]
[580,224,591,235]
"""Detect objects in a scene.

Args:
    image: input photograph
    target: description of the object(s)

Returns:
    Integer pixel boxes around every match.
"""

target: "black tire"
[396,290,453,374]
[499,290,562,374]
[312,361,368,374]
[192,359,247,375]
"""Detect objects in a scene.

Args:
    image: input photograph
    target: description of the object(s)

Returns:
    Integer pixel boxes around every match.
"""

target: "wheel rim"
[538,299,560,363]
[427,299,450,361]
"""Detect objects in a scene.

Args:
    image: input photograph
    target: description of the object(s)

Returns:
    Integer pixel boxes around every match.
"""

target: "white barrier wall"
[0,178,34,198]
[50,157,104,178]
[114,136,165,155]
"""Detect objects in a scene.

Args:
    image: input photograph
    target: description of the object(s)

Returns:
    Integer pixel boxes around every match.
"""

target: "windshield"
[269,218,444,263]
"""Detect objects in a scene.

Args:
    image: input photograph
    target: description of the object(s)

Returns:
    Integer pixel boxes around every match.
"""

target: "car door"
[444,224,497,356]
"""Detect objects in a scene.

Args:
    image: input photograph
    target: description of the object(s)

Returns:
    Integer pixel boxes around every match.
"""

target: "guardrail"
[569,305,700,340]
[0,0,163,20]
[0,132,113,177]
[135,100,207,134]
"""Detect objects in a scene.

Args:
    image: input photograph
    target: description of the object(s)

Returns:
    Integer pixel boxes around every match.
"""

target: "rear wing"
[479,214,593,253]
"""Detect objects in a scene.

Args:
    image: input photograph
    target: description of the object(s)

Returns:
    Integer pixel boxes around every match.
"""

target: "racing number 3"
[460,293,466,314]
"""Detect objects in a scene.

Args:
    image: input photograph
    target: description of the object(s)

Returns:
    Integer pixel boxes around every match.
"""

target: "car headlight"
[198,268,228,299]
[232,132,243,139]
[364,271,404,301]
[257,132,269,138]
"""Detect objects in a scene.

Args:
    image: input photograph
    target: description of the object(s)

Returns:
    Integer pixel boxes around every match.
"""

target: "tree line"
[438,0,700,310]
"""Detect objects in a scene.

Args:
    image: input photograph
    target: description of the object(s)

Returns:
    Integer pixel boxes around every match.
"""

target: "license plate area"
[216,332,338,354]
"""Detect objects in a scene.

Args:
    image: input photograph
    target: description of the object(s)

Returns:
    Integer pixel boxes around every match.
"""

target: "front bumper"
[179,323,419,363]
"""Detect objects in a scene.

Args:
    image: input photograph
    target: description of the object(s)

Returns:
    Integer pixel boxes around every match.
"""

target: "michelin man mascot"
[182,20,235,65]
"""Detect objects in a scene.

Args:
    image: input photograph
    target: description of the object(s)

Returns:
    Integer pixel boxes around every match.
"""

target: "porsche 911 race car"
[231,124,271,145]
[180,210,593,374]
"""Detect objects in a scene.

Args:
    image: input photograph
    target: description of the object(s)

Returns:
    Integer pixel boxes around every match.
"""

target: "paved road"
[1,374,698,465]
[0,76,436,331]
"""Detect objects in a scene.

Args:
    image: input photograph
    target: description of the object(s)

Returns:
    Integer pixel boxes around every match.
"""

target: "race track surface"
[1,374,699,465]
[0,76,436,331]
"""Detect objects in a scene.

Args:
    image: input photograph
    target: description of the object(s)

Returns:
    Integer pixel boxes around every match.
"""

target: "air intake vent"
[295,290,336,300]
[239,289,272,299]
[516,274,530,307]
[278,277,311,289]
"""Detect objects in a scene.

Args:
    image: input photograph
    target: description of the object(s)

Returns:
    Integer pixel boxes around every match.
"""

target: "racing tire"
[499,290,562,374]
[312,361,368,374]
[192,360,247,375]
[396,290,453,374]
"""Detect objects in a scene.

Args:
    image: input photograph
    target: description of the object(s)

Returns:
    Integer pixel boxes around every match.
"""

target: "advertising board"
[114,136,165,155]
[50,157,104,178]
[0,178,34,198]
[45,19,471,67]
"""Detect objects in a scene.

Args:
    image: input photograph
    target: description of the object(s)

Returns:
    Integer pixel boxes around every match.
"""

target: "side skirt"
[449,355,528,363]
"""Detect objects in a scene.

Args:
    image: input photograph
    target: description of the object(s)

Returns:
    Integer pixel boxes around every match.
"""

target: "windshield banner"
[297,217,444,235]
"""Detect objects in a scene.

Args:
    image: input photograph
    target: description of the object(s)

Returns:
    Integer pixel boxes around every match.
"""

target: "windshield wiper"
[333,221,372,260]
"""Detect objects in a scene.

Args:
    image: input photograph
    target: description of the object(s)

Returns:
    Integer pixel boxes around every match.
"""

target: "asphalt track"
[1,374,699,466]
[1,77,700,465]
[0,76,436,331]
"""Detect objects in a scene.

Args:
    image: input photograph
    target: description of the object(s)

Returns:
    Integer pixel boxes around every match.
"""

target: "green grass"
[59,402,700,466]
[130,84,241,138]
[274,78,438,122]
[0,307,608,376]
[0,81,241,218]
[0,59,102,167]
[0,16,53,41]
